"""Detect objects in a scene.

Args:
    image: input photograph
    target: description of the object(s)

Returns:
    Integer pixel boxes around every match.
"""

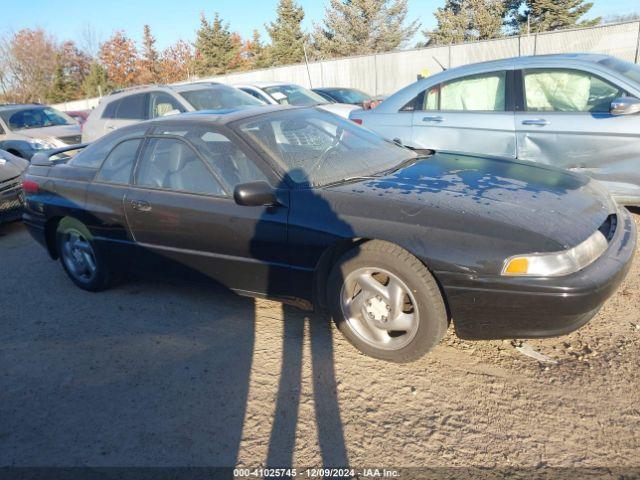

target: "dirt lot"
[0,213,639,473]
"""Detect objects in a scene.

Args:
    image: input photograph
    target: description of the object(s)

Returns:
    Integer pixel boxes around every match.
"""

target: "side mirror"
[234,181,278,207]
[610,97,640,116]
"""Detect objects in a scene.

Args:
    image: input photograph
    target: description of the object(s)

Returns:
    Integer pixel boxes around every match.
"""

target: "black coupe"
[22,106,636,362]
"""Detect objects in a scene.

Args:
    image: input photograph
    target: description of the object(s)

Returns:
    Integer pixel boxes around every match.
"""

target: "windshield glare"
[264,85,329,106]
[179,86,263,110]
[237,108,415,187]
[599,57,640,85]
[1,107,75,131]
[329,88,371,104]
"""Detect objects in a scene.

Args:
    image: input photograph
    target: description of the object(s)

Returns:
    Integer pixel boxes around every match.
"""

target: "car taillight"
[22,180,39,194]
[352,118,363,125]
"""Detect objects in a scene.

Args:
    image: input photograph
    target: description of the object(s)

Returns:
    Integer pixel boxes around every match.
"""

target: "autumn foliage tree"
[99,31,141,88]
[159,40,194,83]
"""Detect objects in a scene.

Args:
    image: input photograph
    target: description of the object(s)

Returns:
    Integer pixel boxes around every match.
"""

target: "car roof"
[142,104,299,127]
[0,103,46,111]
[235,81,295,89]
[103,82,225,101]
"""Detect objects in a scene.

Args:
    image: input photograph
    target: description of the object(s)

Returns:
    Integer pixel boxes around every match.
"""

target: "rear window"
[70,126,148,168]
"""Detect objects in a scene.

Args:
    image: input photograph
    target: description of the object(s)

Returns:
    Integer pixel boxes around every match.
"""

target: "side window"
[136,138,225,196]
[148,92,185,119]
[440,71,506,111]
[95,139,142,184]
[152,126,270,190]
[524,69,623,113]
[420,85,440,110]
[196,130,269,190]
[102,99,119,119]
[115,93,148,120]
[70,127,148,168]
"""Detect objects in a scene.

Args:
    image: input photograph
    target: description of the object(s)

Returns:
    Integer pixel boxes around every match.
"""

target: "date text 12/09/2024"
[233,468,399,478]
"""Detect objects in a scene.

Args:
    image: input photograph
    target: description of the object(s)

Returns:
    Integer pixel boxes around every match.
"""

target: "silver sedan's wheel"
[60,229,97,283]
[340,267,419,350]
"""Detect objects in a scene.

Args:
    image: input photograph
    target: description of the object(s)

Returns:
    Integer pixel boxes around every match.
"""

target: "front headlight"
[502,229,608,277]
[28,139,57,150]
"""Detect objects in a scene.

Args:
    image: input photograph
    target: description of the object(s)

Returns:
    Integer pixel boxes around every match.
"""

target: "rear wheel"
[327,240,447,362]
[56,217,112,292]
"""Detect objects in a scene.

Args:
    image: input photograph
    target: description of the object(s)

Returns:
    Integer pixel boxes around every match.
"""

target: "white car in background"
[235,81,359,118]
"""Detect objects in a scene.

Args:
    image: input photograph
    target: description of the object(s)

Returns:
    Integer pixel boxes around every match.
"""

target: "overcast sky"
[1,0,637,51]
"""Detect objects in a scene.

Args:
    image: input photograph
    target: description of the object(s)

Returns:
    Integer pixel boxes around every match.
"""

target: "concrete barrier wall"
[53,20,640,112]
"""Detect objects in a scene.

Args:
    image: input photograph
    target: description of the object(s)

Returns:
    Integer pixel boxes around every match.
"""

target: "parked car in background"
[350,53,640,205]
[22,105,635,362]
[0,149,28,223]
[312,87,383,110]
[0,104,82,159]
[235,81,359,118]
[82,83,264,142]
[67,110,90,128]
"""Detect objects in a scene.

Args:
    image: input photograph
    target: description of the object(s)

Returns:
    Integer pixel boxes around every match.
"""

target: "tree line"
[0,0,603,105]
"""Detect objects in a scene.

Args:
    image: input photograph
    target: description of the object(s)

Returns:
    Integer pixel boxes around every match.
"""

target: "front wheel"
[56,217,113,292]
[327,241,448,363]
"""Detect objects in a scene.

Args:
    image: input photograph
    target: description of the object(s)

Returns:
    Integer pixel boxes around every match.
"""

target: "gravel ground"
[0,214,639,472]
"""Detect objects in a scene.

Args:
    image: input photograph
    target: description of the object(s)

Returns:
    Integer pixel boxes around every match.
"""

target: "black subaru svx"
[21,105,635,362]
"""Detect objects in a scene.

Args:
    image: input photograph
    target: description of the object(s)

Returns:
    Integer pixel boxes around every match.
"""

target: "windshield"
[263,84,329,106]
[1,107,75,131]
[599,57,640,85]
[179,86,263,111]
[327,88,371,104]
[236,108,416,187]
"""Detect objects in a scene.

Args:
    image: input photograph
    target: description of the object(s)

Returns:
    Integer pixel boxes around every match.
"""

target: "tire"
[327,240,448,363]
[56,217,113,292]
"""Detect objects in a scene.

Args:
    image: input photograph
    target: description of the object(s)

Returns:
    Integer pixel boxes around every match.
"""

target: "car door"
[515,67,640,199]
[102,93,149,136]
[83,129,149,269]
[411,70,517,158]
[123,128,289,295]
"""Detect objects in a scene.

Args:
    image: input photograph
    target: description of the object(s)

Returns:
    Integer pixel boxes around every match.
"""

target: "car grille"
[598,214,618,242]
[57,135,82,145]
[0,176,23,216]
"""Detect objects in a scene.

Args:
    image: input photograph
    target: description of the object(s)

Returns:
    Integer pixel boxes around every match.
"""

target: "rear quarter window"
[70,127,148,168]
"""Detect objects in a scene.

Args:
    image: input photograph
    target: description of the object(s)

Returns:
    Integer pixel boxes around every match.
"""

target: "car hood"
[327,152,615,250]
[318,103,360,118]
[10,124,81,144]
[0,150,27,182]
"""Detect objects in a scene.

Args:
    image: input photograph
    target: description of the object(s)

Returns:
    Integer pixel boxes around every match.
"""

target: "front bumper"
[439,208,637,340]
[0,179,24,223]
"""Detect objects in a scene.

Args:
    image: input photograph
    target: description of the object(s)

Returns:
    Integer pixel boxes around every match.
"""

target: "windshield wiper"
[320,176,377,188]
[374,156,421,177]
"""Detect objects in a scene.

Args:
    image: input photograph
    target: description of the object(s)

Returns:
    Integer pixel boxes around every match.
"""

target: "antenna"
[433,56,447,71]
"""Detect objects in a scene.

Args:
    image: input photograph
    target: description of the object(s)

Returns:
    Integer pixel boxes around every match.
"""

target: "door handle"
[422,115,443,123]
[522,119,550,126]
[130,200,152,212]
[106,125,116,131]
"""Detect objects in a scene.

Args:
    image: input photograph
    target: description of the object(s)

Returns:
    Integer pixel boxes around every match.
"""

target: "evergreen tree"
[194,12,235,76]
[265,0,306,66]
[246,30,272,69]
[82,62,110,97]
[47,61,73,102]
[312,0,419,58]
[509,0,600,33]
[425,0,506,46]
[140,24,160,83]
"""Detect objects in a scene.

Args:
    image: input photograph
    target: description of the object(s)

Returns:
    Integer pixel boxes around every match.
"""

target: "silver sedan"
[350,53,640,206]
